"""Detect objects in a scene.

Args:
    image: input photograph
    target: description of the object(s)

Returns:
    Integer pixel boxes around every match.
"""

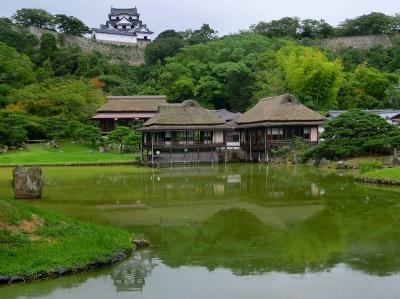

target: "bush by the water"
[306,109,400,160]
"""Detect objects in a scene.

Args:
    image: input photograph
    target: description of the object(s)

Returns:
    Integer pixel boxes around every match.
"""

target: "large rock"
[318,158,328,167]
[12,166,44,199]
[335,161,346,169]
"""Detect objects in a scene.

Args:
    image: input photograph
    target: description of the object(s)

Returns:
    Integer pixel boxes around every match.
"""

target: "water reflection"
[1,165,400,298]
[112,250,156,292]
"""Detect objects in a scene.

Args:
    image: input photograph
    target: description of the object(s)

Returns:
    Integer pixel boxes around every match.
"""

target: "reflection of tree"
[141,208,343,276]
[111,250,156,292]
[325,186,400,276]
[140,182,400,278]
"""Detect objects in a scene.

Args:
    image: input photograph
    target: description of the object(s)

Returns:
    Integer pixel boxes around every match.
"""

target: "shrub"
[305,109,400,160]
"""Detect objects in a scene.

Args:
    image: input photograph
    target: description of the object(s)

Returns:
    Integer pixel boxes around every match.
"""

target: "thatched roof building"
[140,100,229,131]
[95,96,167,113]
[91,95,167,132]
[236,94,326,128]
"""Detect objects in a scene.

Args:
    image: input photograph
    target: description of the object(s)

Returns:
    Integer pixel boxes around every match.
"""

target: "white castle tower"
[92,6,153,43]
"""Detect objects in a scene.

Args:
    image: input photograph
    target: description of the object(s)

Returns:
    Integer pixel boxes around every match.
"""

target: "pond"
[1,164,400,299]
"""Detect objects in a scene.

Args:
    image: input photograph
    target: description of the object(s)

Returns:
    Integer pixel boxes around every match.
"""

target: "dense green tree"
[0,42,36,90]
[0,18,39,55]
[183,24,218,45]
[251,17,300,38]
[0,111,29,145]
[150,33,279,111]
[338,65,397,109]
[337,12,393,36]
[145,30,187,65]
[276,44,343,109]
[76,51,110,78]
[51,46,81,76]
[6,79,104,121]
[40,116,69,140]
[308,110,400,159]
[299,19,334,39]
[39,33,58,60]
[35,60,54,81]
[12,8,54,29]
[107,126,135,152]
[333,48,366,71]
[67,121,101,145]
[54,14,90,36]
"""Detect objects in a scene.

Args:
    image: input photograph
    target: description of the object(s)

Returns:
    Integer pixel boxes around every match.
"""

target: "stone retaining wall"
[318,35,392,50]
[20,26,146,66]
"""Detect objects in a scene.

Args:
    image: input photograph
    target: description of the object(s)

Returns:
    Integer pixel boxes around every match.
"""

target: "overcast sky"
[1,0,399,36]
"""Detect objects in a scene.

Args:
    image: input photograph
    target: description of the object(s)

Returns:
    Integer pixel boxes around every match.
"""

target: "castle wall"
[21,26,147,66]
[94,32,139,43]
[318,35,392,50]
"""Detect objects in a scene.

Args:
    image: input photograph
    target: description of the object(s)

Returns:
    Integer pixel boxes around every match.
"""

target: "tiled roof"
[110,8,138,15]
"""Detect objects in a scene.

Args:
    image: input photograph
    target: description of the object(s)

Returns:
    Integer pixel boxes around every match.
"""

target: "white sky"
[1,0,399,36]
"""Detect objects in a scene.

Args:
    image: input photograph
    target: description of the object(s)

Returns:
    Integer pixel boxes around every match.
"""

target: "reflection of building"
[111,250,156,292]
[92,6,153,43]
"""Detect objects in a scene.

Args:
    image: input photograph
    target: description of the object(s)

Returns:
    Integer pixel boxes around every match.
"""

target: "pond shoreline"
[0,249,131,285]
[357,176,400,185]
[0,161,136,168]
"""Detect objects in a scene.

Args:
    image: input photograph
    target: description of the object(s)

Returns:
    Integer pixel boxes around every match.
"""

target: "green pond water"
[1,164,400,299]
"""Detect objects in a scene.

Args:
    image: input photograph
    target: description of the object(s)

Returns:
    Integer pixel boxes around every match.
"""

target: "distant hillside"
[317,34,392,51]
[21,26,146,66]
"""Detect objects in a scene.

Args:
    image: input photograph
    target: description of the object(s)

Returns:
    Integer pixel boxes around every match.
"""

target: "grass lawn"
[0,199,132,278]
[0,143,136,165]
[361,167,400,180]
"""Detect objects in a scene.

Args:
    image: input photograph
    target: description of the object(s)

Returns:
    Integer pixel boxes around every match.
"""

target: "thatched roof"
[208,109,242,122]
[140,100,228,131]
[236,94,326,127]
[96,96,167,113]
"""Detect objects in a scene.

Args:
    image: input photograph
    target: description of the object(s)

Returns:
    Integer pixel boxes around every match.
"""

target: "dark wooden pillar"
[264,127,267,163]
[141,132,144,164]
[151,131,154,166]
[249,130,252,162]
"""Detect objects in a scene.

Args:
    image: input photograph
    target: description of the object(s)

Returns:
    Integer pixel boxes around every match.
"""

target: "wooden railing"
[144,141,226,148]
[241,139,316,148]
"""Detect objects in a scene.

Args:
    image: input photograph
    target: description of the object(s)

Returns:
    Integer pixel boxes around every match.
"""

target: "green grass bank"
[0,199,132,282]
[359,167,400,185]
[0,143,136,166]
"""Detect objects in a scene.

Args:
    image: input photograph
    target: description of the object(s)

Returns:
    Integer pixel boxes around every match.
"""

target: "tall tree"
[145,30,187,65]
[338,12,392,36]
[40,33,58,60]
[299,19,334,39]
[183,24,218,45]
[12,8,54,29]
[0,42,36,90]
[54,14,90,36]
[337,65,397,109]
[276,43,343,109]
[251,17,300,38]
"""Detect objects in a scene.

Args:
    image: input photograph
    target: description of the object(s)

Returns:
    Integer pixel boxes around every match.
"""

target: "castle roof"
[110,7,138,16]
